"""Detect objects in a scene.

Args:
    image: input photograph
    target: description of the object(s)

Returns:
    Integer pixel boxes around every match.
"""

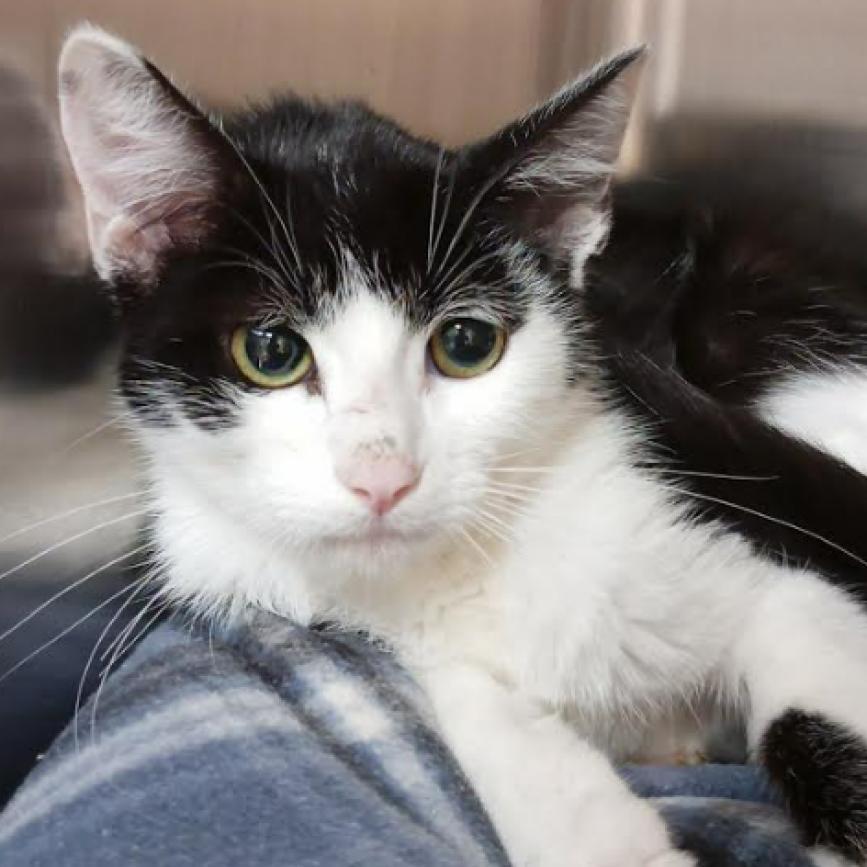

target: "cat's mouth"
[326,523,430,549]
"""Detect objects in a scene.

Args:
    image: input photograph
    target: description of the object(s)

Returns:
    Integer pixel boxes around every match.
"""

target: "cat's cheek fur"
[136,393,337,621]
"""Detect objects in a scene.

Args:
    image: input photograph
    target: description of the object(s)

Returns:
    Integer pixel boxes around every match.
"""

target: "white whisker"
[96,579,157,666]
[427,147,445,273]
[668,485,867,571]
[0,509,151,585]
[91,596,168,743]
[434,169,505,281]
[0,543,149,645]
[489,466,557,474]
[56,413,130,456]
[475,506,514,534]
[73,573,151,751]
[429,161,457,276]
[457,526,495,568]
[100,595,167,670]
[484,480,544,495]
[480,495,532,523]
[0,492,142,548]
[471,521,509,547]
[472,512,513,546]
[435,247,504,302]
[214,125,304,274]
[0,580,143,686]
[222,203,295,286]
[652,468,779,483]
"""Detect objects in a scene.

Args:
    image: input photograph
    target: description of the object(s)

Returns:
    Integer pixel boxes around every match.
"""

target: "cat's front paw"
[531,794,694,867]
[809,847,861,867]
[576,795,694,867]
[762,709,867,864]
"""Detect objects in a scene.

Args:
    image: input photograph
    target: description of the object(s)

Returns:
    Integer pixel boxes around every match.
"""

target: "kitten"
[58,25,867,867]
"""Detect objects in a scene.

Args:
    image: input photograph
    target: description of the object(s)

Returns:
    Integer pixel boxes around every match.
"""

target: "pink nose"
[337,456,421,516]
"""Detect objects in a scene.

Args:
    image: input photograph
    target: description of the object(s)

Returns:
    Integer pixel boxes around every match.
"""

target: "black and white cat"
[57,25,867,867]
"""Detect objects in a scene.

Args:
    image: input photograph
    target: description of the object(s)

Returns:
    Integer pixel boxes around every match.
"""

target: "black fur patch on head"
[761,708,867,860]
[97,47,639,431]
[117,98,552,430]
[0,65,115,391]
[220,99,538,330]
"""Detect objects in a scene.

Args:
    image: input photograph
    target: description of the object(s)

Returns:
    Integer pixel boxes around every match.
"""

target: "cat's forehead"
[219,108,533,330]
[231,98,447,270]
[311,291,417,367]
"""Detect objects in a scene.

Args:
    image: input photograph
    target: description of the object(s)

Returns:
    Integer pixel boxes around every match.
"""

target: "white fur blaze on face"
[313,293,427,519]
[137,288,576,623]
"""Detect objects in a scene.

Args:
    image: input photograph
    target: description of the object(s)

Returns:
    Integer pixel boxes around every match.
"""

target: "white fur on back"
[758,367,867,475]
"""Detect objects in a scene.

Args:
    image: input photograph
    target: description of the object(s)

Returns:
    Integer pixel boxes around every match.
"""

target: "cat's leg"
[729,570,867,863]
[420,662,694,867]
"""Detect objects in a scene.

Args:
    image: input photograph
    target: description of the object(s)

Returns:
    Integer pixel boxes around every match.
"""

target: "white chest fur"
[344,408,773,758]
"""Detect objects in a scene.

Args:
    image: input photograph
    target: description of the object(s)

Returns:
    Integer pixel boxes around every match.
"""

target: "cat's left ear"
[58,25,232,287]
[468,48,645,281]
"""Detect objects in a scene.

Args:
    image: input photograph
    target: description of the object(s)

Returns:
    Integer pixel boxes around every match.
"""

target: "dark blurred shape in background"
[0,58,136,807]
[2,0,867,803]
[0,64,114,390]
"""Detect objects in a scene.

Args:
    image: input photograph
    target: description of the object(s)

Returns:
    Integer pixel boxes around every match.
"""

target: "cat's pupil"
[440,319,498,367]
[246,326,303,374]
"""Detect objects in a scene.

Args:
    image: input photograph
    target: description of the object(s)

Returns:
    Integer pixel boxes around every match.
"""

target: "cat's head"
[58,25,642,621]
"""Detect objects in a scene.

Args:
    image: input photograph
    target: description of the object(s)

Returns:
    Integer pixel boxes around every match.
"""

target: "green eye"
[429,317,506,379]
[231,324,313,388]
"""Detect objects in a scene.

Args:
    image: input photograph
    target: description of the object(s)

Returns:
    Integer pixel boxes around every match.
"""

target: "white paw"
[646,853,696,867]
[809,847,861,867]
[575,794,693,867]
[514,793,694,867]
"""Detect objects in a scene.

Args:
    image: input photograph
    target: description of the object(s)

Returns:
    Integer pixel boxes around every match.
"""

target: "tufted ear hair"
[467,48,645,283]
[59,25,232,287]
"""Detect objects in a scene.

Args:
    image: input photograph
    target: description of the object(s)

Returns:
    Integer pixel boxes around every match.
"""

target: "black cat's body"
[588,183,867,592]
[591,180,867,402]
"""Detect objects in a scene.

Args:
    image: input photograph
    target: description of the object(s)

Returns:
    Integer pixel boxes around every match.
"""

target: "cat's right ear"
[59,25,231,289]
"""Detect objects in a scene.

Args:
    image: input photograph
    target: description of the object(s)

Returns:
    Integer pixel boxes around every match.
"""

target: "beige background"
[4,0,867,146]
[1,0,637,146]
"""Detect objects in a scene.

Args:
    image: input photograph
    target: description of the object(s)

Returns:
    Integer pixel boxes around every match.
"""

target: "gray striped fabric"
[0,613,827,866]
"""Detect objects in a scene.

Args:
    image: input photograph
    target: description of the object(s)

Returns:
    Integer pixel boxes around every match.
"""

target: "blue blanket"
[0,613,833,866]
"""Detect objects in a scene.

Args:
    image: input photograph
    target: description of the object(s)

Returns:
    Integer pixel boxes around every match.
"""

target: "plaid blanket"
[0,612,833,866]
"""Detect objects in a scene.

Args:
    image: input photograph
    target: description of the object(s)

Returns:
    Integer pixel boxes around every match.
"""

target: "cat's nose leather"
[338,457,421,516]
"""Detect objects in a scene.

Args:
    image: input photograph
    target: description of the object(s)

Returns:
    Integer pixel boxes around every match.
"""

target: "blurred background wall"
[4,0,867,270]
[2,0,867,803]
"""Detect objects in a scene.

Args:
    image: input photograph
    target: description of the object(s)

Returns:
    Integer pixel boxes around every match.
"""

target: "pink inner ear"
[99,214,173,285]
[59,27,222,285]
